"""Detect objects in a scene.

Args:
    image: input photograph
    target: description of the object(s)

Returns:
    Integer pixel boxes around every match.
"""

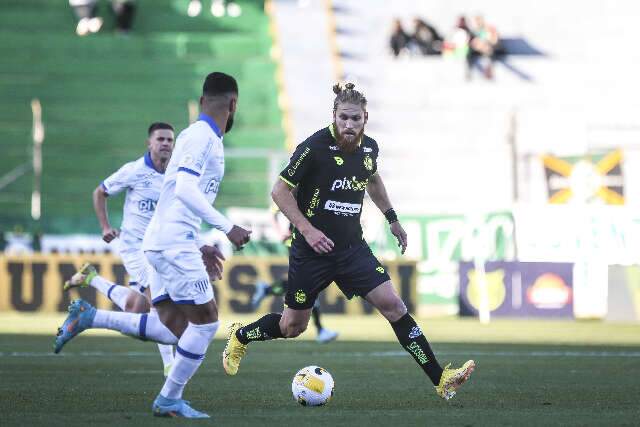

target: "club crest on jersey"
[363,156,373,171]
[295,290,307,304]
[334,156,344,166]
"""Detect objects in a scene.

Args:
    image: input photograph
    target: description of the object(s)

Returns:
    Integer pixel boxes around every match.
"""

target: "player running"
[55,72,251,418]
[251,206,338,343]
[223,83,475,401]
[64,122,176,375]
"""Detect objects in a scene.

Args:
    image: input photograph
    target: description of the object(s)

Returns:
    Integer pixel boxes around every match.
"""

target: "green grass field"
[2,317,640,426]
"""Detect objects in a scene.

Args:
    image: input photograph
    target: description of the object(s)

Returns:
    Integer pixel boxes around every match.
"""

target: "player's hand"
[302,226,334,254]
[200,244,225,280]
[390,221,407,254]
[101,227,119,243]
[226,225,252,250]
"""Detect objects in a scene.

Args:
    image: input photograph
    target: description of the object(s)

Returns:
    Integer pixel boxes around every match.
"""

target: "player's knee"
[283,321,307,338]
[125,295,149,313]
[379,298,407,322]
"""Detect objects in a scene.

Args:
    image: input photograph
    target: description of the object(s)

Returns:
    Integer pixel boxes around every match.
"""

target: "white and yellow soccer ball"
[291,365,334,406]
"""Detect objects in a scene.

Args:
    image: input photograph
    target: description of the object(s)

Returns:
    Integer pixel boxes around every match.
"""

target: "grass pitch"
[1,317,640,426]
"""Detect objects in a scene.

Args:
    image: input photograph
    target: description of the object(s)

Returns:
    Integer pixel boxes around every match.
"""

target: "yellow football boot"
[435,360,476,400]
[222,322,247,376]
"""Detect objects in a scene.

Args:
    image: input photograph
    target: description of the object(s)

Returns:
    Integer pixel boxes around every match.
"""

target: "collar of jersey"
[198,113,223,138]
[144,151,164,174]
[328,123,362,147]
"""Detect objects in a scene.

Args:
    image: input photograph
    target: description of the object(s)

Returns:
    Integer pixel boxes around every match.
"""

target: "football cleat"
[435,360,476,400]
[250,281,270,309]
[316,328,338,344]
[53,299,96,354]
[63,263,97,291]
[152,395,210,418]
[222,323,247,376]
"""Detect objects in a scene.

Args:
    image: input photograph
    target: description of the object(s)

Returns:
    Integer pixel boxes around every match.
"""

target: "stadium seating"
[330,0,640,212]
[0,0,284,234]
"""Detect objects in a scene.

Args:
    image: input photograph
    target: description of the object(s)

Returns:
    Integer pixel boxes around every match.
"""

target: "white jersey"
[101,152,164,242]
[143,115,225,251]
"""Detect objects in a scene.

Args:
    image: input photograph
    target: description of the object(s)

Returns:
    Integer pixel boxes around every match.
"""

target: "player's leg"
[54,252,188,353]
[54,299,180,353]
[365,281,474,400]
[152,248,219,418]
[64,262,145,312]
[312,300,338,343]
[224,250,332,375]
[251,278,287,309]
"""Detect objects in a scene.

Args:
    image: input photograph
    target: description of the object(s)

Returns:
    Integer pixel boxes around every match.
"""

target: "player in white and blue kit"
[63,122,176,374]
[54,73,251,418]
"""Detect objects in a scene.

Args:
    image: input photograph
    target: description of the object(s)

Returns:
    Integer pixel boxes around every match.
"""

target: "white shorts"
[118,237,153,295]
[145,247,214,306]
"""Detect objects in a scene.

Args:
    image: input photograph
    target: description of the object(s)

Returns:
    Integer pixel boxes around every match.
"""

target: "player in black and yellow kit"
[251,207,339,343]
[223,83,475,400]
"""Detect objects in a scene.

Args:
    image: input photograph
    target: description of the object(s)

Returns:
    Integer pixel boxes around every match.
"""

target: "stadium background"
[2,1,640,425]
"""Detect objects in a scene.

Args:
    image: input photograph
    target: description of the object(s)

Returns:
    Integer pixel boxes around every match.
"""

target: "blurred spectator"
[442,15,471,58]
[467,15,502,80]
[111,0,137,34]
[409,18,443,56]
[5,226,33,254]
[69,0,103,36]
[389,18,410,58]
[69,0,136,36]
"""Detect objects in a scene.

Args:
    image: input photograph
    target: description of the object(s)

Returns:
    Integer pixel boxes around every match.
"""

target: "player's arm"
[366,172,407,254]
[93,184,119,243]
[272,179,333,254]
[174,171,250,249]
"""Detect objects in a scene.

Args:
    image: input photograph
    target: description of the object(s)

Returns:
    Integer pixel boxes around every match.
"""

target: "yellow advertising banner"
[0,254,417,315]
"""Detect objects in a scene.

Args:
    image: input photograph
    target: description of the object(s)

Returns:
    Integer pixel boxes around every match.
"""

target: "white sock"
[160,322,219,399]
[90,276,131,311]
[158,344,174,368]
[149,309,175,368]
[91,310,178,344]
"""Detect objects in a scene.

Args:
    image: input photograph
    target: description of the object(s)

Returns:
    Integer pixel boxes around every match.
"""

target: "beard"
[225,114,235,133]
[333,123,364,154]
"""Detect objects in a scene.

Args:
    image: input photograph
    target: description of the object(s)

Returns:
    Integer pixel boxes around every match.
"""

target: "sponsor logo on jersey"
[204,178,220,194]
[334,156,344,166]
[287,146,311,177]
[324,200,361,215]
[376,266,385,274]
[330,176,368,192]
[306,188,320,217]
[138,199,157,212]
[329,145,339,151]
[363,147,372,153]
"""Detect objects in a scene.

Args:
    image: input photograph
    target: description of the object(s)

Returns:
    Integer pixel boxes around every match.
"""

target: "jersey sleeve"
[279,140,314,187]
[101,162,136,196]
[369,138,380,176]
[176,131,214,177]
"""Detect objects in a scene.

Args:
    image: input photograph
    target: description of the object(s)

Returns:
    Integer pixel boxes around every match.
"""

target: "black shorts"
[284,240,391,310]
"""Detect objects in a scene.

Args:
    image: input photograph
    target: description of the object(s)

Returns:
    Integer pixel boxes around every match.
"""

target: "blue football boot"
[54,299,96,354]
[152,395,210,418]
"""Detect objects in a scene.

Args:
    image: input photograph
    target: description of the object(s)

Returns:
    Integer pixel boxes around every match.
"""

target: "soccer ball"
[291,365,334,406]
